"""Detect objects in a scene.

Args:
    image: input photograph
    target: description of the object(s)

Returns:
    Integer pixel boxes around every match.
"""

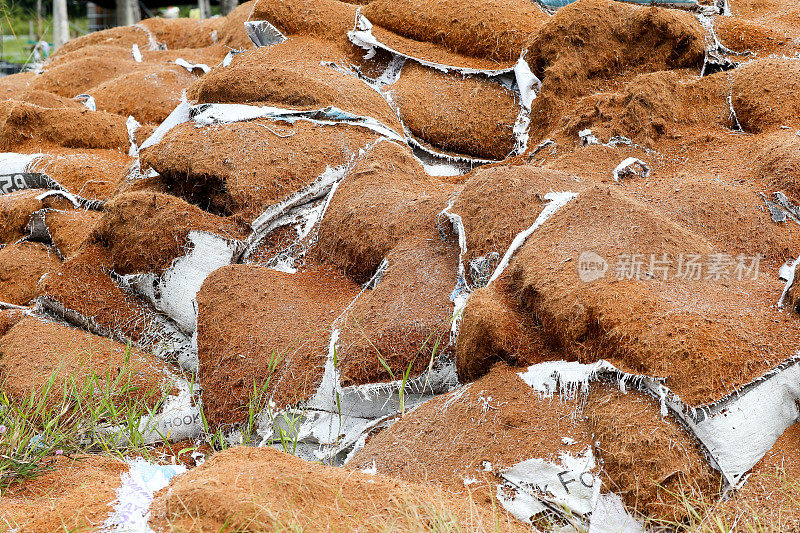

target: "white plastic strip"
[778,256,800,309]
[190,103,404,142]
[0,152,42,174]
[122,231,244,334]
[487,192,578,285]
[243,20,287,47]
[102,460,186,532]
[174,58,210,74]
[138,99,192,152]
[518,358,800,488]
[612,157,650,181]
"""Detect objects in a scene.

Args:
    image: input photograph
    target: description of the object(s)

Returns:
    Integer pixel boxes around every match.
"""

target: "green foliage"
[0,345,169,488]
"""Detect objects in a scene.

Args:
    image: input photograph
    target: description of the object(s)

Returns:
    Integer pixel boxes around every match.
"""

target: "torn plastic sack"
[102,460,186,533]
[517,359,800,488]
[612,157,650,181]
[0,152,105,209]
[120,231,245,335]
[243,20,287,47]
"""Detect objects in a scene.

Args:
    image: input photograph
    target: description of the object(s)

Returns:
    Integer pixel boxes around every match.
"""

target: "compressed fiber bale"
[12,89,85,109]
[349,363,593,493]
[0,102,129,151]
[450,164,591,271]
[0,71,35,100]
[0,455,126,532]
[503,185,800,405]
[455,282,560,381]
[336,234,459,386]
[731,57,800,133]
[138,16,225,49]
[32,208,103,259]
[585,385,721,522]
[0,242,61,305]
[388,62,521,160]
[88,64,197,125]
[196,263,360,429]
[247,0,393,76]
[186,36,402,134]
[38,244,170,344]
[89,191,248,276]
[148,446,530,532]
[360,0,548,68]
[29,55,139,98]
[29,148,136,201]
[140,119,382,223]
[313,140,459,283]
[51,25,152,57]
[0,316,174,411]
[528,0,705,98]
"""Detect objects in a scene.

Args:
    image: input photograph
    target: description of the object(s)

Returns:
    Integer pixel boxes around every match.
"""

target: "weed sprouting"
[0,344,168,488]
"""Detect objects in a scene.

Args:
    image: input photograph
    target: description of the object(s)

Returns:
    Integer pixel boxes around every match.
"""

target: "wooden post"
[36,0,42,40]
[52,0,69,49]
[117,0,141,26]
[220,0,238,15]
[198,0,211,19]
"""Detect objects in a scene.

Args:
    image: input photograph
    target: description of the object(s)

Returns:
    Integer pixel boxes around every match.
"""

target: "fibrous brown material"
[361,0,548,67]
[248,0,356,43]
[0,242,61,305]
[456,282,557,382]
[187,37,401,133]
[38,244,166,342]
[29,148,135,201]
[504,185,800,405]
[314,141,458,283]
[585,385,720,522]
[560,70,731,148]
[715,15,796,56]
[732,56,800,133]
[246,0,393,75]
[714,423,800,530]
[0,309,26,337]
[747,131,800,198]
[625,170,800,268]
[138,16,225,49]
[0,454,125,531]
[0,316,173,410]
[196,264,359,429]
[350,364,592,494]
[529,0,705,99]
[452,164,585,270]
[388,62,519,160]
[140,120,380,222]
[218,0,257,49]
[90,191,247,276]
[0,102,129,151]
[0,71,35,100]
[148,445,528,532]
[39,209,103,259]
[52,25,152,58]
[337,235,459,386]
[30,56,138,98]
[89,64,197,125]
[14,89,85,110]
[0,189,74,245]
[44,43,137,69]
